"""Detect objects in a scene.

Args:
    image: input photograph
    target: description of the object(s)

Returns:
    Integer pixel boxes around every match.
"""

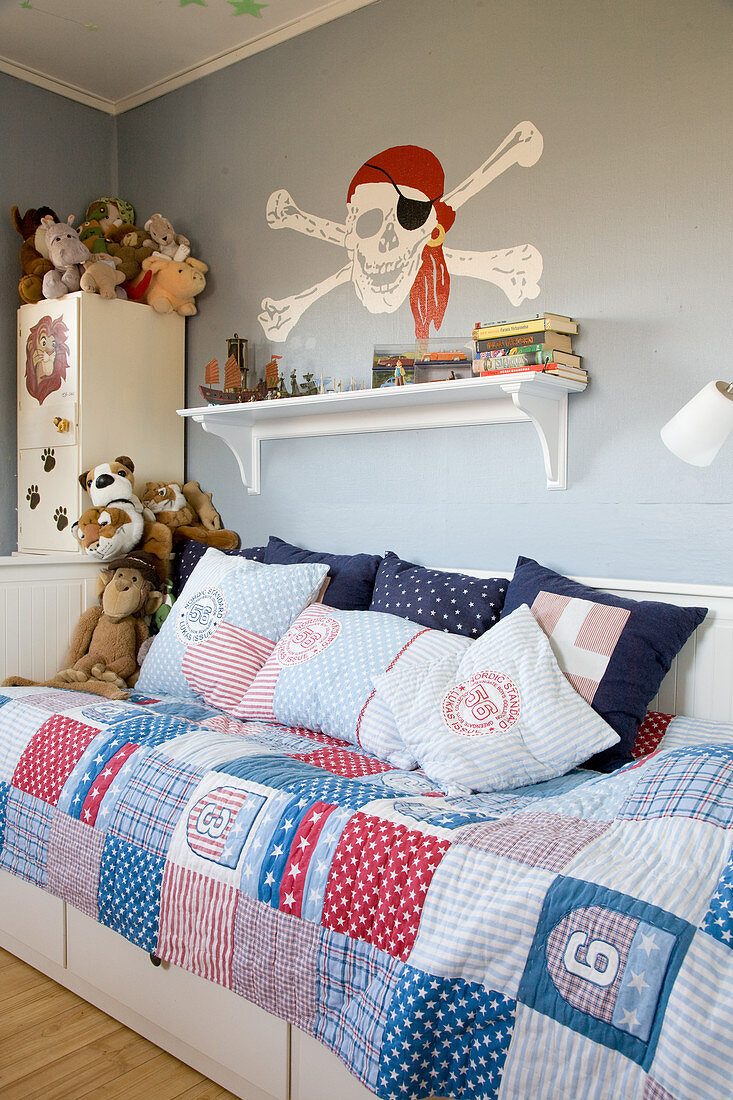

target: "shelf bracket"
[503,381,569,490]
[196,416,260,494]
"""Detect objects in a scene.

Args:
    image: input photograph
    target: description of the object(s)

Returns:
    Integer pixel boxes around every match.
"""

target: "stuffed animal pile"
[72,454,240,582]
[7,454,242,696]
[10,197,208,314]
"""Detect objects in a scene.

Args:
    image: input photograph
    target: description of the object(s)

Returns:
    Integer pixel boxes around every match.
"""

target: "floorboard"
[0,948,239,1100]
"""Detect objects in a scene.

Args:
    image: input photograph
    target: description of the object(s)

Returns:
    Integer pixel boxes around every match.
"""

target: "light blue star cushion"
[238,603,472,767]
[136,549,328,711]
[373,604,619,794]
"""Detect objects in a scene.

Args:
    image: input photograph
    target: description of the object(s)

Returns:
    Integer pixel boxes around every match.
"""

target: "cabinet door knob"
[52,417,71,433]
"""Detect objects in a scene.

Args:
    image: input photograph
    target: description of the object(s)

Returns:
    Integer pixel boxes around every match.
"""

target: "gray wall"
[0,73,115,554]
[3,0,731,582]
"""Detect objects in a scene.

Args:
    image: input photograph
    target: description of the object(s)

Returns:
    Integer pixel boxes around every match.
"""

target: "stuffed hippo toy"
[144,213,190,262]
[41,215,90,299]
[80,254,127,300]
[135,255,208,315]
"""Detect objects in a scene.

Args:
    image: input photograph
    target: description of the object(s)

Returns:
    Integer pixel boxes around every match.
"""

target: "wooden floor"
[0,947,238,1100]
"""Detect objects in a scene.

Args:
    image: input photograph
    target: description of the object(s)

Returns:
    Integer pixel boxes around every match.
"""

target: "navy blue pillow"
[369,551,507,638]
[173,538,266,598]
[501,556,707,772]
[264,536,382,611]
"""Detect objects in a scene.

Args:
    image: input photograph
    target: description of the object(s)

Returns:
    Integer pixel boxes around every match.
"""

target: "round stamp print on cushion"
[176,586,227,645]
[441,669,521,737]
[273,613,341,666]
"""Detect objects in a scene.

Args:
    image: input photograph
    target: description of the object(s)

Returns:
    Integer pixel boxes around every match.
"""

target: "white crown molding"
[0,56,116,114]
[0,0,379,117]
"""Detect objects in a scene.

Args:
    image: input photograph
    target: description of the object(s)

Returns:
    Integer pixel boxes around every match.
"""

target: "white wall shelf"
[178,373,586,494]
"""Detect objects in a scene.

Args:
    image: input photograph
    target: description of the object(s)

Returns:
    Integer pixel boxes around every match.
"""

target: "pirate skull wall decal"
[258,120,544,342]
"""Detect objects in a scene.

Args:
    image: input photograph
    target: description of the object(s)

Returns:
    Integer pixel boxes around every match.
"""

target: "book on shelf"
[474,348,581,370]
[479,362,587,382]
[472,312,578,339]
[474,331,573,354]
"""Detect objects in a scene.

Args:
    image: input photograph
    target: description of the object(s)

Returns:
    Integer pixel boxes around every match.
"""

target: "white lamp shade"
[660,380,733,466]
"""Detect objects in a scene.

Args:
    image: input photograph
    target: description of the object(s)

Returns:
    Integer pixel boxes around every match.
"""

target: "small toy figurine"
[301,373,318,396]
[394,359,407,386]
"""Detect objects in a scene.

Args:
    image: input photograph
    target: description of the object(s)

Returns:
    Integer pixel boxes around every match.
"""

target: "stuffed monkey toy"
[3,553,163,699]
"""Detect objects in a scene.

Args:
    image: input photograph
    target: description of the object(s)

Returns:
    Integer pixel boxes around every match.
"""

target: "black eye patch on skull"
[364,163,438,231]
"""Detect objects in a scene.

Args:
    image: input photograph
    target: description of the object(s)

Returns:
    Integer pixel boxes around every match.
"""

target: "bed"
[1,544,732,1100]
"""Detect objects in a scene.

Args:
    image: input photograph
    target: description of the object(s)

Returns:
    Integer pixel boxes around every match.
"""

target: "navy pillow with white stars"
[369,552,507,639]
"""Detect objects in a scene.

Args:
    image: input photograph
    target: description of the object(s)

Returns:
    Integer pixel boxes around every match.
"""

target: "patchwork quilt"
[0,686,731,1100]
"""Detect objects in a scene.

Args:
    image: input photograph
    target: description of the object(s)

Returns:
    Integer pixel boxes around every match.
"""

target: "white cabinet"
[17,292,185,554]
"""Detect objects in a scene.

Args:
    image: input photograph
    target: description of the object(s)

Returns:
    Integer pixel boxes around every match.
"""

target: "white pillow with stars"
[136,547,328,711]
[372,603,619,794]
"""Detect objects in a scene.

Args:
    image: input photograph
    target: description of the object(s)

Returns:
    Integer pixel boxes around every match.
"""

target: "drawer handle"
[149,952,162,967]
[52,417,71,434]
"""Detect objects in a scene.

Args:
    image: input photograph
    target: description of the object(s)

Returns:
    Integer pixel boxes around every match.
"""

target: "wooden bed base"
[1,555,731,1099]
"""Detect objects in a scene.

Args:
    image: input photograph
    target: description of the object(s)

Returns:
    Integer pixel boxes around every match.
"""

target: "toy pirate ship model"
[199,334,268,405]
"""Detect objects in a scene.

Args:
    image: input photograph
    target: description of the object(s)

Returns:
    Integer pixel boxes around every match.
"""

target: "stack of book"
[471,312,586,384]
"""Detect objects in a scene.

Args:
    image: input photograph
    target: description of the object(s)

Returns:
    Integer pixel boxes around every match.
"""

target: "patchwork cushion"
[501,556,707,771]
[373,604,619,795]
[264,535,382,611]
[136,548,328,711]
[370,552,506,638]
[238,604,472,767]
[173,538,266,599]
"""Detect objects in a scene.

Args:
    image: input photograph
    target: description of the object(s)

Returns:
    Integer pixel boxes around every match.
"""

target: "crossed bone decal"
[258,121,544,342]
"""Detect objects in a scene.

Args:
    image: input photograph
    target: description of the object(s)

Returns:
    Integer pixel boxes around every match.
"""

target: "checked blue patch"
[378,968,515,1100]
[617,746,733,828]
[98,834,165,952]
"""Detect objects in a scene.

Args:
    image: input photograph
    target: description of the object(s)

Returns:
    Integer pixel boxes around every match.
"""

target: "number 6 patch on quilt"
[518,876,694,1069]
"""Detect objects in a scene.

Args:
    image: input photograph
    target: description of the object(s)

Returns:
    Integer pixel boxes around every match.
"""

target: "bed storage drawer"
[0,868,66,966]
[291,1029,381,1100]
[65,907,288,1100]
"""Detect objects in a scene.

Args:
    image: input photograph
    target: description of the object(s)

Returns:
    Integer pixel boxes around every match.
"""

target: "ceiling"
[0,0,378,114]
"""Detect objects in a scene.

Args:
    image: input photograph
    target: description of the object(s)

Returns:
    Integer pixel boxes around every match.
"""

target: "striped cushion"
[372,604,619,794]
[136,548,328,709]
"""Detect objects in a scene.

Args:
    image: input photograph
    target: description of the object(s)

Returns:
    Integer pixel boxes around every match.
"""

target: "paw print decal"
[53,506,68,531]
[26,484,40,509]
[41,447,56,472]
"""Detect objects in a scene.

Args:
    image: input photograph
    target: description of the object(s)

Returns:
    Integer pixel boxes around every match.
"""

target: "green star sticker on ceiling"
[228,0,267,15]
[19,2,33,9]
[179,0,207,7]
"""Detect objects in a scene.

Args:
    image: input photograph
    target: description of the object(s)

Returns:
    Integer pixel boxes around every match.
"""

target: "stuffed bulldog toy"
[142,480,239,549]
[79,455,152,519]
[72,504,172,584]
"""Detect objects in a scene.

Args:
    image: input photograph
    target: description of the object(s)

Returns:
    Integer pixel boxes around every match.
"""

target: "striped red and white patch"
[182,623,274,711]
[158,862,238,987]
[531,592,630,704]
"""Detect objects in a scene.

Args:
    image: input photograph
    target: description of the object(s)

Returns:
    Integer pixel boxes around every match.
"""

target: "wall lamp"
[660,380,733,466]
